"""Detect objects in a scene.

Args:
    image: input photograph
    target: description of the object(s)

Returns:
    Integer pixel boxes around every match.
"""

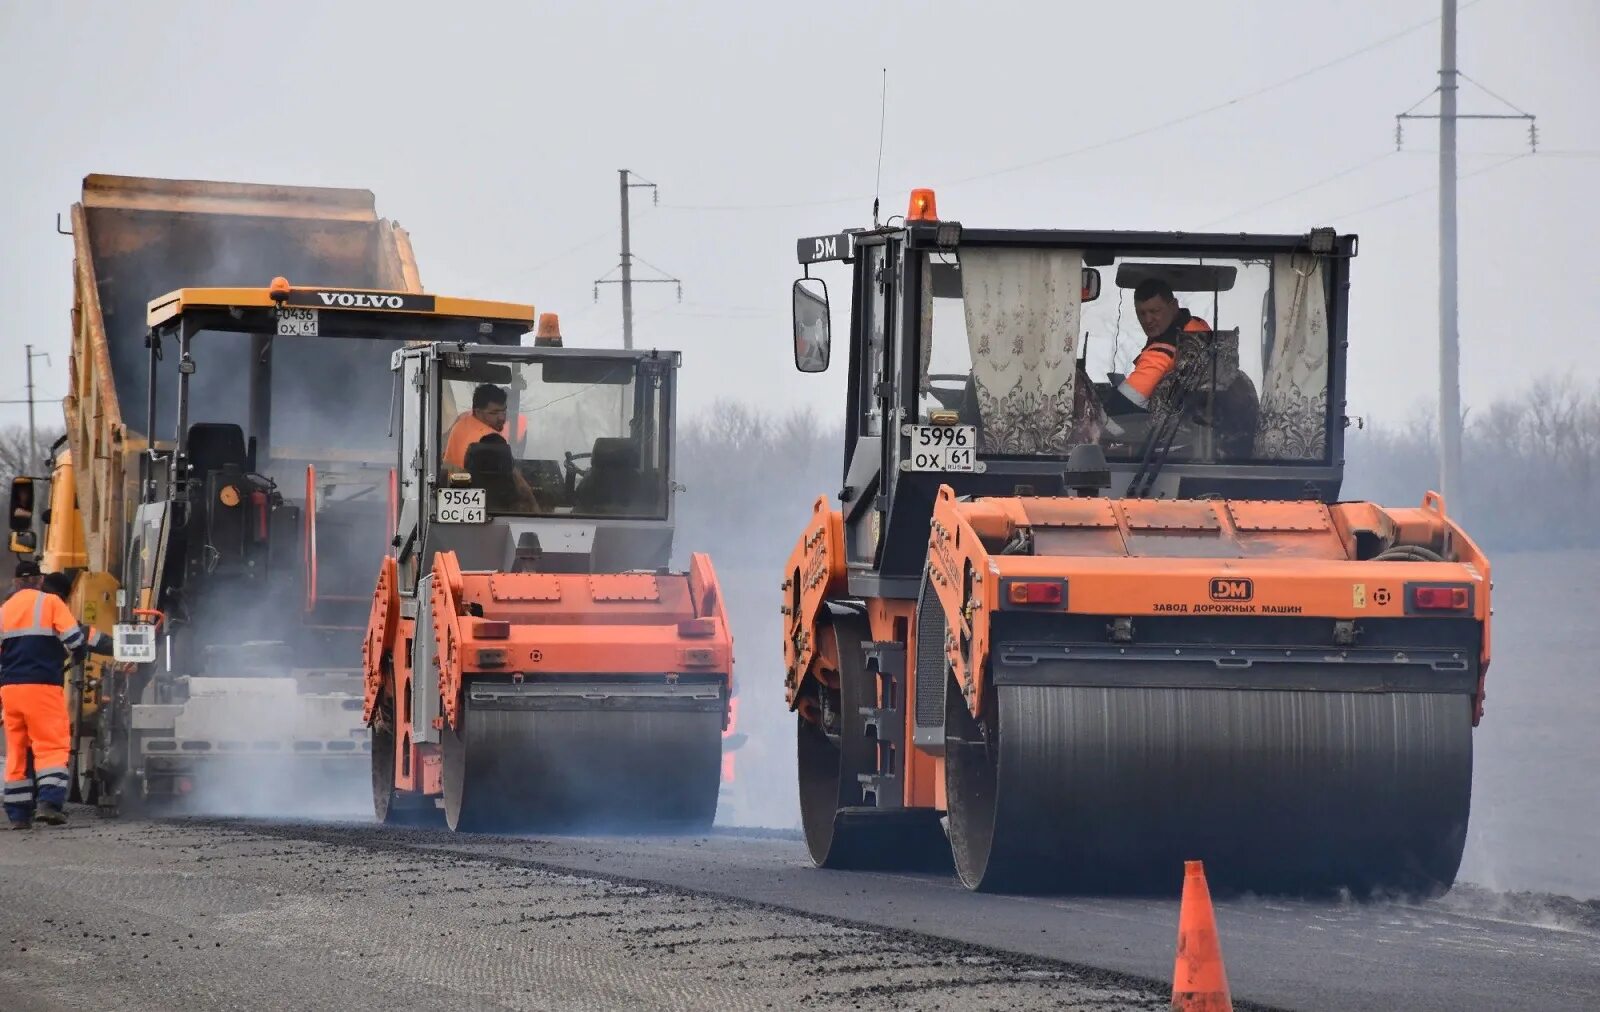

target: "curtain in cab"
[1254,254,1330,459]
[959,248,1084,454]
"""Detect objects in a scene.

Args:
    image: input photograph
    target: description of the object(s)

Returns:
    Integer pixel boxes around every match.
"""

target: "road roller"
[365,335,734,832]
[781,189,1490,895]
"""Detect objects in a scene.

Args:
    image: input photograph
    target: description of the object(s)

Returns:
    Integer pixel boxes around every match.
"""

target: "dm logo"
[1209,577,1254,602]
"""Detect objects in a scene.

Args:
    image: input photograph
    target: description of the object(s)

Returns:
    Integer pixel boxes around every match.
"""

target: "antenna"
[872,68,888,227]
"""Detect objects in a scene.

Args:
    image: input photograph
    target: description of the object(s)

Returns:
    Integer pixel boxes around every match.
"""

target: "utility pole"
[1395,0,1536,506]
[594,169,681,350]
[1437,1,1460,508]
[24,344,50,474]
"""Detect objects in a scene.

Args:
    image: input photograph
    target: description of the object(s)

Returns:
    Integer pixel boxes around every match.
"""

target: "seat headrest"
[464,437,515,475]
[186,422,247,472]
[591,437,639,469]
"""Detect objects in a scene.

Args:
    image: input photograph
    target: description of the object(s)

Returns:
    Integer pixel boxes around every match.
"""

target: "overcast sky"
[3,0,1597,435]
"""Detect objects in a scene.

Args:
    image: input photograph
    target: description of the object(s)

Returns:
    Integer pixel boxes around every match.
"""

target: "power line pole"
[594,169,681,350]
[24,344,50,474]
[1437,0,1460,509]
[1395,0,1536,507]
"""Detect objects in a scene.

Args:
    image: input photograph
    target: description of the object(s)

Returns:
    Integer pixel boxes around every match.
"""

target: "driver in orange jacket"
[443,383,539,509]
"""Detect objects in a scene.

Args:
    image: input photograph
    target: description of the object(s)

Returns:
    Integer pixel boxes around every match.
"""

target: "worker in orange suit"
[443,383,537,506]
[1114,278,1212,409]
[444,384,511,469]
[1,570,110,828]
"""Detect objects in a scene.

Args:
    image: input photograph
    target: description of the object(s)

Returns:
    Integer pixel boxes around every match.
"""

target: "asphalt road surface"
[4,812,1596,1011]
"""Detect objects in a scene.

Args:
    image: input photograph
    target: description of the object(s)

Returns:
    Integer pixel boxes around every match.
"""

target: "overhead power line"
[1330,152,1529,219]
[661,2,1487,213]
[1199,151,1398,228]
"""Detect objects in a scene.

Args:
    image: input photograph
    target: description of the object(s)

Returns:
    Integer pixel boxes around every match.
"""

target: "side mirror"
[9,531,38,555]
[8,477,35,533]
[792,278,832,373]
[1081,268,1102,303]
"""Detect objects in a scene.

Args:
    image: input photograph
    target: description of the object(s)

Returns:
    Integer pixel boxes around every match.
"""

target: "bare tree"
[0,425,65,488]
[1345,377,1600,550]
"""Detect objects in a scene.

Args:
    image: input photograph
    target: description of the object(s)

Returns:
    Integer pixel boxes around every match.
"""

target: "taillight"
[678,617,717,638]
[1007,581,1064,606]
[1410,585,1471,611]
[475,620,510,639]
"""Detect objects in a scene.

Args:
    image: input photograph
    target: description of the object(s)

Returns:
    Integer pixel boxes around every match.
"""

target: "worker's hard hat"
[14,559,41,579]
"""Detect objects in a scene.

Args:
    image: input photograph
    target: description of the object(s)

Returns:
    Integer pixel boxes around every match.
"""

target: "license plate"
[436,488,487,524]
[907,424,977,472]
[277,307,319,337]
[113,624,157,664]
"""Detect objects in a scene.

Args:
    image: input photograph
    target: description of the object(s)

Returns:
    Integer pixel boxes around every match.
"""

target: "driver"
[444,384,510,469]
[1106,279,1212,417]
[445,384,539,506]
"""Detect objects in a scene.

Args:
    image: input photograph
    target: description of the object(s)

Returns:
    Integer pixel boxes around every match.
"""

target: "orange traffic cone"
[1171,860,1232,1012]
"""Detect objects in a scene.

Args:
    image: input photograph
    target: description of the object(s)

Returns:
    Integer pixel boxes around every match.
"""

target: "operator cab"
[394,343,680,586]
[791,189,1356,582]
[438,355,669,520]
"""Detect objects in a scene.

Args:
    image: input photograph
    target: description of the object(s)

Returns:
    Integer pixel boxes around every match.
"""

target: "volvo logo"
[316,291,404,309]
[1209,577,1254,602]
[284,289,437,312]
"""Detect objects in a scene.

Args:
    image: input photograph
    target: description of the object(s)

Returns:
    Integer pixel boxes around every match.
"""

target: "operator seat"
[574,437,641,514]
[186,422,248,476]
[464,437,522,514]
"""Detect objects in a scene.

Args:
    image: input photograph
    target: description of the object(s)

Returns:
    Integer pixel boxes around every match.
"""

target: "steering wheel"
[924,373,970,413]
[563,451,593,483]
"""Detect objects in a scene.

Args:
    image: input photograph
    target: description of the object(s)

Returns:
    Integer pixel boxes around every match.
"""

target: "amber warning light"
[907,188,939,221]
[534,312,563,347]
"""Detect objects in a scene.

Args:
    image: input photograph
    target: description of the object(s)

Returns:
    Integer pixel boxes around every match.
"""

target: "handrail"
[304,464,318,613]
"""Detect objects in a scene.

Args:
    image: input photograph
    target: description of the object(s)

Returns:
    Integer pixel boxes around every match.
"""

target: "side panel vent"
[912,573,947,753]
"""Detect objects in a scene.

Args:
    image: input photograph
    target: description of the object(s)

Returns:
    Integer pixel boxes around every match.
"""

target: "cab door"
[394,354,426,597]
[843,239,897,568]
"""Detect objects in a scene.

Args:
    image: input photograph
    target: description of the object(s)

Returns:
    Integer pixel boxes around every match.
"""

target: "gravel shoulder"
[0,811,1177,1012]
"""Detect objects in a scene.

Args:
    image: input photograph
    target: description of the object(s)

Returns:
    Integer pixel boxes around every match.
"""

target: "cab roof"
[147,284,534,328]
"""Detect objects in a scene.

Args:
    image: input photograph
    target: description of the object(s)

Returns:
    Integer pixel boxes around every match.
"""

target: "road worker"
[444,384,512,469]
[4,559,40,606]
[1,570,110,828]
[444,383,538,505]
[1099,280,1259,456]
[1107,278,1213,414]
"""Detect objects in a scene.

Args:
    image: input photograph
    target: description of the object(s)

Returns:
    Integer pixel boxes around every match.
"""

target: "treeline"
[673,378,1600,566]
[1343,380,1600,551]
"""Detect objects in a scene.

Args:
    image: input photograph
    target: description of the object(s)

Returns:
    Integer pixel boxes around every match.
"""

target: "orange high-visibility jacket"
[1117,311,1212,407]
[0,589,83,687]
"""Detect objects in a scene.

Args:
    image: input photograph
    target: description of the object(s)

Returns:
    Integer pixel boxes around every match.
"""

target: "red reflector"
[1412,586,1470,610]
[678,617,717,638]
[1008,581,1063,606]
[475,620,510,639]
[680,646,717,667]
